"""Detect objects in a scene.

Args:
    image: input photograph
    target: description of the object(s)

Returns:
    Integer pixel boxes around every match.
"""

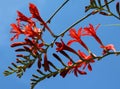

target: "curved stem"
[47,0,70,23]
[31,50,120,89]
[43,0,70,38]
[96,0,119,20]
[48,12,94,48]
[58,12,93,37]
[109,11,120,20]
[96,51,120,60]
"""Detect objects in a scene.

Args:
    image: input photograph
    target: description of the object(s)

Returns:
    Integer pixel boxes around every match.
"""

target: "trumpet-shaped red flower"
[10,23,42,41]
[83,24,103,46]
[78,50,95,71]
[101,44,116,55]
[60,68,71,78]
[11,41,27,47]
[29,3,41,20]
[55,39,78,55]
[24,25,42,39]
[67,61,87,77]
[17,11,34,25]
[29,3,55,37]
[10,23,24,41]
[60,60,87,78]
[65,50,95,77]
[11,38,44,53]
[67,28,89,51]
[43,53,50,71]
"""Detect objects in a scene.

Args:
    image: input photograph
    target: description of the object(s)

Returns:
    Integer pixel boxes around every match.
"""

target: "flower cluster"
[55,24,116,77]
[10,3,53,72]
[4,1,119,89]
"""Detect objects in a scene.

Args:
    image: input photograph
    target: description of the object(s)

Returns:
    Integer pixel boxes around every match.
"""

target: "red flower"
[11,42,27,47]
[43,53,50,71]
[29,3,55,37]
[60,60,87,78]
[67,61,87,77]
[24,38,44,53]
[10,24,42,41]
[17,10,34,25]
[83,24,103,46]
[11,37,44,55]
[29,3,46,25]
[24,25,42,39]
[55,39,78,55]
[29,3,41,20]
[78,50,95,71]
[67,28,89,51]
[10,23,24,41]
[101,44,116,55]
[60,68,70,78]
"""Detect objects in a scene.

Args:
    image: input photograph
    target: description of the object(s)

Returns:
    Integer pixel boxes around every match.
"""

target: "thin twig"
[47,0,69,23]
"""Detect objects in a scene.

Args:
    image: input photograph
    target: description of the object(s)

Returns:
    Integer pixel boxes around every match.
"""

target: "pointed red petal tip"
[10,23,22,33]
[11,42,27,47]
[88,64,92,71]
[101,44,116,51]
[37,58,41,69]
[69,28,79,39]
[44,53,50,71]
[78,70,87,75]
[17,10,29,21]
[10,23,23,41]
[60,69,70,78]
[29,3,40,18]
[101,44,116,55]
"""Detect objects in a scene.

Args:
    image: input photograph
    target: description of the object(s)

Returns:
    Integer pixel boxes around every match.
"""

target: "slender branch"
[47,0,69,23]
[58,12,93,37]
[46,0,116,48]
[31,51,120,89]
[108,11,120,20]
[57,0,117,37]
[48,12,94,47]
[96,51,120,60]
[96,0,119,20]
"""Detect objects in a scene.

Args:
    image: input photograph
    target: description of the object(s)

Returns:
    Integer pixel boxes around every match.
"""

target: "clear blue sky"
[0,0,120,89]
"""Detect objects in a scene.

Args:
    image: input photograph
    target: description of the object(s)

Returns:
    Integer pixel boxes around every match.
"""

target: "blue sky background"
[0,0,120,89]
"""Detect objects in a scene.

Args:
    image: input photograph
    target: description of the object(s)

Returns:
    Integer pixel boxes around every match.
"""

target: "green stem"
[47,0,69,23]
[97,0,119,20]
[96,51,120,60]
[109,12,120,20]
[58,12,93,37]
[48,12,94,47]
[31,50,120,89]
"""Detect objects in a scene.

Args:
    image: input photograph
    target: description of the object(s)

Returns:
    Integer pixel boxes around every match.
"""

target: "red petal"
[60,69,69,78]
[74,69,78,77]
[68,61,73,66]
[37,58,41,69]
[78,50,87,59]
[29,3,40,18]
[17,11,30,22]
[11,42,27,47]
[77,69,87,75]
[101,44,116,54]
[88,64,92,71]
[44,53,50,71]
[67,39,77,46]
[78,27,82,37]
[10,23,22,33]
